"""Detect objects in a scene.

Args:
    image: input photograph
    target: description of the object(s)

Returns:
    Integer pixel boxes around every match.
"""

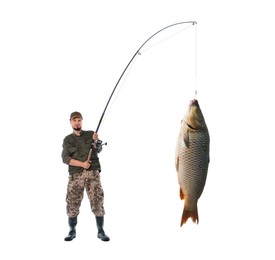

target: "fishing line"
[95,21,197,134]
[102,26,193,123]
[194,23,198,98]
[140,23,194,54]
[100,55,138,126]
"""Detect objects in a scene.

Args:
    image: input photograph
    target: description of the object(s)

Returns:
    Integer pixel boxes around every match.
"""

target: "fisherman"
[61,111,110,242]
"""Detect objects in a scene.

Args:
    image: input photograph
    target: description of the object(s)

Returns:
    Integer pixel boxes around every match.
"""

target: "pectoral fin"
[176,156,179,172]
[183,128,190,147]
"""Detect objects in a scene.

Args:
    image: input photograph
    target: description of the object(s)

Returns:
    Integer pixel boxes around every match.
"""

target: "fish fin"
[180,207,199,226]
[183,128,190,147]
[180,188,184,200]
[176,156,179,172]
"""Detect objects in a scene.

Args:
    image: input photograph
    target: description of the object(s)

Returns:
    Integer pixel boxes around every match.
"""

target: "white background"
[1,0,274,259]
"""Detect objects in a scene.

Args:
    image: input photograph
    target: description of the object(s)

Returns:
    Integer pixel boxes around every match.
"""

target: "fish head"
[184,99,205,130]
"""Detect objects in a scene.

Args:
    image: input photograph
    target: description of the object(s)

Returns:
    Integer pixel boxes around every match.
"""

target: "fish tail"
[180,207,199,226]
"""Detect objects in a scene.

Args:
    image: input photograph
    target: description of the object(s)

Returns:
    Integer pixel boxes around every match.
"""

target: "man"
[61,111,110,242]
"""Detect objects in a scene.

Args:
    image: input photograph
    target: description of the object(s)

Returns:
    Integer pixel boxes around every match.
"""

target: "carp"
[175,99,210,226]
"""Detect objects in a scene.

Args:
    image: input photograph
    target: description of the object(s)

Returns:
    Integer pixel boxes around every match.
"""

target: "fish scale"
[178,130,208,201]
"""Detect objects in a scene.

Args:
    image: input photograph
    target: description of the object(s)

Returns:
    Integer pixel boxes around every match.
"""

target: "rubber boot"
[96,216,110,241]
[64,216,77,241]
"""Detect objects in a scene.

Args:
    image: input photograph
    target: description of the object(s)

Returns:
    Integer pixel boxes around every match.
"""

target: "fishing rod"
[96,21,197,133]
[88,21,197,157]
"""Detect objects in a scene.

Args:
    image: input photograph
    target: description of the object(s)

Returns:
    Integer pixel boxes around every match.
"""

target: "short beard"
[73,127,82,131]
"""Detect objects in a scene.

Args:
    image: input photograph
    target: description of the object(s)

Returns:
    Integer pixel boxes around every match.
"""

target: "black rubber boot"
[96,216,110,241]
[64,216,77,241]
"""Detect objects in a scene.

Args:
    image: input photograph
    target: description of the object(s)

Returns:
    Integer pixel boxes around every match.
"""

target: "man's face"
[70,117,82,131]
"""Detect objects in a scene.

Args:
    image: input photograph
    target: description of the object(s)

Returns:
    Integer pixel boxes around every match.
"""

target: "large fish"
[175,99,210,226]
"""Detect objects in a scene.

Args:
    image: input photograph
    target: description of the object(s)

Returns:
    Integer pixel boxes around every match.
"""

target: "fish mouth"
[184,99,204,131]
[189,99,199,107]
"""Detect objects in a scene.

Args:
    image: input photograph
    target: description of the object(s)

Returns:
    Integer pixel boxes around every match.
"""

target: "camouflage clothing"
[66,169,105,218]
[62,130,106,218]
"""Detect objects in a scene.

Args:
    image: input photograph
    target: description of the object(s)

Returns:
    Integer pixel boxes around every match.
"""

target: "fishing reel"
[95,140,107,147]
[91,139,107,152]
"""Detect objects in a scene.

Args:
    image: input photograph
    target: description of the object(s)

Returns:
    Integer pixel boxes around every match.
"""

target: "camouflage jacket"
[62,130,102,174]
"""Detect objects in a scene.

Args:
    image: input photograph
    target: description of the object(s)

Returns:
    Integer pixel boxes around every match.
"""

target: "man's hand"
[82,160,91,169]
[93,132,99,142]
[69,158,91,169]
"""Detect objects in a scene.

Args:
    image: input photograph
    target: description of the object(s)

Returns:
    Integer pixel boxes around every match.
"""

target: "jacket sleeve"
[61,138,72,165]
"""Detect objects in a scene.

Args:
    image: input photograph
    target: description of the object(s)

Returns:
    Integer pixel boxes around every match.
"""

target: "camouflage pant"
[66,170,105,218]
